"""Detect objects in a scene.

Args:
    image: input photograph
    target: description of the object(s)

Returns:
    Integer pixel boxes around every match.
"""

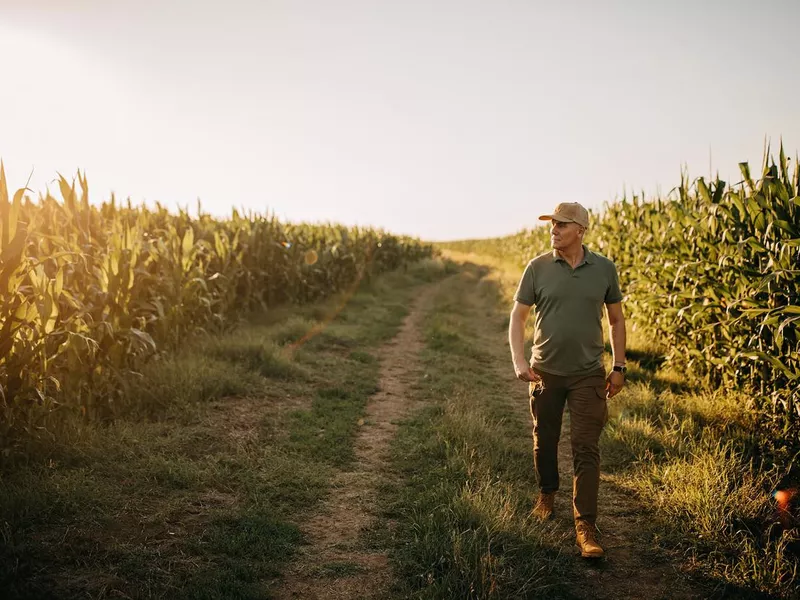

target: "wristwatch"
[612,365,627,374]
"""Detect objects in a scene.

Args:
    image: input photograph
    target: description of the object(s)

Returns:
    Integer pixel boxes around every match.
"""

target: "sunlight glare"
[0,22,136,199]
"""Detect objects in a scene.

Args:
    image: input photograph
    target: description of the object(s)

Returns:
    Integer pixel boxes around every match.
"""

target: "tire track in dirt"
[466,263,700,600]
[273,281,441,600]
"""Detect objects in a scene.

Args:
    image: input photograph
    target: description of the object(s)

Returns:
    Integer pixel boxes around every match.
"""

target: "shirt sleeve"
[513,261,536,306]
[605,262,623,304]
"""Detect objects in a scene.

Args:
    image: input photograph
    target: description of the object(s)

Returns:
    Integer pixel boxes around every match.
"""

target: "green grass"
[308,561,366,578]
[391,252,799,599]
[379,268,572,599]
[201,334,304,380]
[601,379,799,597]
[489,245,800,598]
[7,250,791,598]
[0,258,450,600]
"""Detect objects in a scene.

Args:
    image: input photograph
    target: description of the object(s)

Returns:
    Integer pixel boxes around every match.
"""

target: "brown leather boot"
[532,492,555,521]
[575,521,604,558]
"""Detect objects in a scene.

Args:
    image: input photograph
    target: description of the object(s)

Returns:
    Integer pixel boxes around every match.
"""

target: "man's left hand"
[606,371,625,398]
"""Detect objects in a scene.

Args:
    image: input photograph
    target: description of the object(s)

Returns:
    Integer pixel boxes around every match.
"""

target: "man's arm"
[509,301,539,382]
[606,302,626,365]
[605,302,626,397]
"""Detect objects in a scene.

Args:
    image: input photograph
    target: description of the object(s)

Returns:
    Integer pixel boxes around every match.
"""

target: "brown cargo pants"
[529,367,608,525]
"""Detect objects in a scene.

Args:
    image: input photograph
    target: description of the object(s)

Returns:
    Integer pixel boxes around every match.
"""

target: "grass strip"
[380,266,574,599]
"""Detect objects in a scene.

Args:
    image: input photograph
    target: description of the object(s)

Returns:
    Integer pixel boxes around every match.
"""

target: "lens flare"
[774,488,797,528]
[775,488,796,509]
[304,249,318,265]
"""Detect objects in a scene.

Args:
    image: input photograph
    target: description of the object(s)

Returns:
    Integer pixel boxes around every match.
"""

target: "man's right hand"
[514,363,541,382]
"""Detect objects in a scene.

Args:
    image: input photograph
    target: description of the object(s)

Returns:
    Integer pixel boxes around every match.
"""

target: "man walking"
[508,202,626,559]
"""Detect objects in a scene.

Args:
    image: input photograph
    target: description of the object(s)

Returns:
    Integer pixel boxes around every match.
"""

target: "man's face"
[550,220,583,250]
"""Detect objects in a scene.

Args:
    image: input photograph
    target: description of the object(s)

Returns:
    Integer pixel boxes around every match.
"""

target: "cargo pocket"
[595,386,609,426]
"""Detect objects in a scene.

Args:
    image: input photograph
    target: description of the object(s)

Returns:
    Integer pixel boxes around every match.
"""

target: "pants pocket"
[595,385,609,426]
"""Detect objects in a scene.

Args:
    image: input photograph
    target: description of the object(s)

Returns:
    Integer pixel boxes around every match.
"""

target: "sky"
[0,0,797,241]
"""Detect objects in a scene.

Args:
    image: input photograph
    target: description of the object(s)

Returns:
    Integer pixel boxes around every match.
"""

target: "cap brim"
[538,214,573,223]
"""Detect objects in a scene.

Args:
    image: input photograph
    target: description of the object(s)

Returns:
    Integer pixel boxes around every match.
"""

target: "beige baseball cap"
[538,202,589,228]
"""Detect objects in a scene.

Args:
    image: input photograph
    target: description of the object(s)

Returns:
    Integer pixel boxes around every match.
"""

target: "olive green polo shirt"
[513,245,623,376]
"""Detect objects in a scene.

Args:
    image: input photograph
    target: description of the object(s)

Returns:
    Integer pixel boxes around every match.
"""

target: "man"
[508,202,626,559]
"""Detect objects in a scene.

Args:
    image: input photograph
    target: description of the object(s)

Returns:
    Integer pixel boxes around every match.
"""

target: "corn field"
[443,148,800,449]
[0,166,433,443]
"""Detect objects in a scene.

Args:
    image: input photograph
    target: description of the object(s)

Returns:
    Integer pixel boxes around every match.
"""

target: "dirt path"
[273,282,440,600]
[467,266,700,600]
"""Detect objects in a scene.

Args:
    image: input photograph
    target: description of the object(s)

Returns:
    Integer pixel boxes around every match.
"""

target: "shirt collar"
[552,245,594,266]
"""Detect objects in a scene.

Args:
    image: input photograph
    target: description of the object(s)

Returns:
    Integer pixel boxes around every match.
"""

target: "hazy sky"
[1,0,797,240]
